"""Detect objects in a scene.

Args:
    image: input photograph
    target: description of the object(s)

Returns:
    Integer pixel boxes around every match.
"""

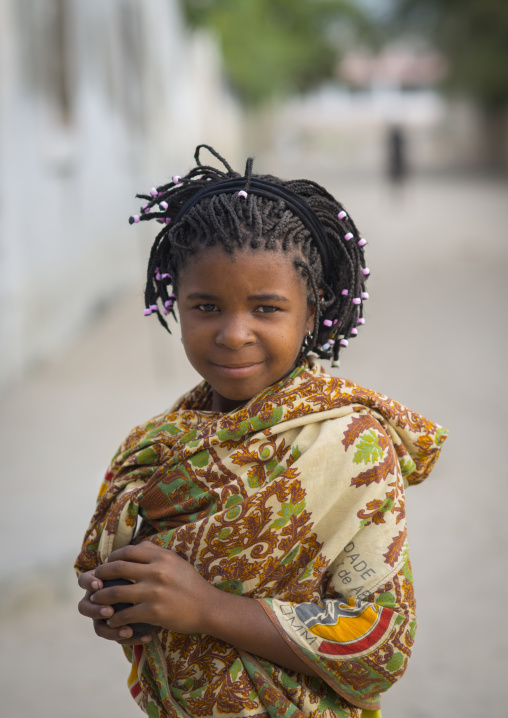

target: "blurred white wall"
[0,0,242,392]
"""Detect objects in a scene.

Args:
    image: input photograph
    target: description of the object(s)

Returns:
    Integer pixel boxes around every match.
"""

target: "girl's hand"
[91,543,217,635]
[77,569,153,645]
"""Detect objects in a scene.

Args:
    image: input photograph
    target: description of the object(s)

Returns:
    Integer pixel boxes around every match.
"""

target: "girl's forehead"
[179,245,305,291]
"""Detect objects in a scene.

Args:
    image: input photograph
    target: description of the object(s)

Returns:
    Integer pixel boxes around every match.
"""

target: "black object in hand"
[102,578,158,639]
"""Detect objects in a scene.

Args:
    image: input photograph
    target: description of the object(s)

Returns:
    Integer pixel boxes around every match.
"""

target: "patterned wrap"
[75,358,448,718]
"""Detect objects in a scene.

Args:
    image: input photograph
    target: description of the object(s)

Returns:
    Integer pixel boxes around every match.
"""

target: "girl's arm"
[79,542,319,677]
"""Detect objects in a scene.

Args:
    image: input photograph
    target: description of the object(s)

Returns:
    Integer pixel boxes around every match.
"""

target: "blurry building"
[0,0,241,392]
[272,43,448,175]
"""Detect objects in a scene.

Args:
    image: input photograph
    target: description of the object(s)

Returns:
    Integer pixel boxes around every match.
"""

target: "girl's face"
[177,246,316,412]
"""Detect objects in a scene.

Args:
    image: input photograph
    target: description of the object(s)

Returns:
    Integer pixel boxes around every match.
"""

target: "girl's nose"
[216,315,254,350]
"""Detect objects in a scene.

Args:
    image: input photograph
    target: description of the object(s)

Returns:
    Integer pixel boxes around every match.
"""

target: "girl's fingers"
[104,542,158,566]
[77,569,103,592]
[93,619,153,645]
[78,591,114,620]
[94,559,144,583]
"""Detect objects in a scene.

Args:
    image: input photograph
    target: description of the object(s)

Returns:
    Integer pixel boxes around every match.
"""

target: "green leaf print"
[386,652,405,673]
[136,447,158,465]
[189,450,210,468]
[353,430,384,465]
[146,701,160,718]
[270,500,305,529]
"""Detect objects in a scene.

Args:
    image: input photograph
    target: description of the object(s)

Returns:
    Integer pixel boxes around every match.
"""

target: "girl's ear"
[306,288,322,332]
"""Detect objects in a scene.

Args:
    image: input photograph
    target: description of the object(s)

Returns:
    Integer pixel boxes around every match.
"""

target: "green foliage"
[182,0,371,105]
[390,0,508,107]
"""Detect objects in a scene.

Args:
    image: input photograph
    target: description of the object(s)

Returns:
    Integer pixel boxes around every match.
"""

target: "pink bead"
[238,190,248,199]
[166,218,172,224]
[329,339,335,345]
[361,292,369,300]
[350,327,358,336]
[132,215,140,223]
[352,297,361,305]
[143,308,152,316]
[340,338,349,347]
[357,317,365,325]
[341,289,349,296]
[162,307,169,315]
[338,210,347,220]
[344,232,353,241]
[333,319,339,325]
[155,273,162,280]
[173,176,181,184]
[323,319,333,327]
[358,238,367,247]
[164,300,173,308]
[362,267,370,276]
[162,273,171,279]
[150,187,158,197]
[150,304,158,311]
[142,203,149,211]
[159,201,168,210]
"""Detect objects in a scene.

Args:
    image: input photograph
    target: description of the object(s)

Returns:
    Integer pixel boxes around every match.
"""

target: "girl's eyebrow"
[248,293,289,303]
[185,292,289,302]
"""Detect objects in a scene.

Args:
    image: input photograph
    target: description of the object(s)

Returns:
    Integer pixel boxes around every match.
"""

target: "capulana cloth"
[75,358,448,718]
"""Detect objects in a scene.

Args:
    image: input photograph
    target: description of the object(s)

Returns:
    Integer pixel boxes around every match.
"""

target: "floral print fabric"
[75,358,447,717]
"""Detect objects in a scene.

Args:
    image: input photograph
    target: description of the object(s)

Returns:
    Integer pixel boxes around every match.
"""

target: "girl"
[76,145,447,718]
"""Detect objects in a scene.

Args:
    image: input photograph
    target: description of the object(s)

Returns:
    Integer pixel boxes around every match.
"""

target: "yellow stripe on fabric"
[308,605,378,642]
[361,710,382,718]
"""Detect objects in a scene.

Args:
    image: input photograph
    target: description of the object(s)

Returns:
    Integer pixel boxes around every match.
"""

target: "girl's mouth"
[212,362,262,378]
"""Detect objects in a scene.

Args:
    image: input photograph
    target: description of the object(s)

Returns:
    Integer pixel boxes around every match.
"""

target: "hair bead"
[159,201,169,211]
[142,203,150,212]
[173,176,181,184]
[129,215,140,224]
[352,297,361,305]
[338,210,348,220]
[164,300,173,308]
[350,327,358,336]
[361,291,369,300]
[357,317,365,325]
[150,304,158,311]
[358,238,367,247]
[161,273,171,279]
[143,308,152,316]
[344,232,353,241]
[340,338,349,347]
[238,190,248,199]
[322,342,331,351]
[341,289,349,296]
[323,319,333,327]
[150,188,158,197]
[362,267,370,276]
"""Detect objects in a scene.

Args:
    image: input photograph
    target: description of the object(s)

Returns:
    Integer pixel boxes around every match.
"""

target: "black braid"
[129,146,370,366]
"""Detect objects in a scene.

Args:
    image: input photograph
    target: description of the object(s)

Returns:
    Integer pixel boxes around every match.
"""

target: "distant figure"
[387,125,408,183]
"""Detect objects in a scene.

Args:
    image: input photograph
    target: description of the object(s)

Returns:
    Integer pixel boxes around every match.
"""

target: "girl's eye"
[197,303,218,312]
[256,305,279,314]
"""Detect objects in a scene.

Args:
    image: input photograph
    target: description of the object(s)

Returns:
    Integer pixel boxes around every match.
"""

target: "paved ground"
[1,164,507,718]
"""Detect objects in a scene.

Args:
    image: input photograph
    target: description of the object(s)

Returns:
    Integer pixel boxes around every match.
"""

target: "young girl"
[76,145,447,718]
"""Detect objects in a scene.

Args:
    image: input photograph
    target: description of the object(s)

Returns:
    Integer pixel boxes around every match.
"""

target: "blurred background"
[1,1,506,716]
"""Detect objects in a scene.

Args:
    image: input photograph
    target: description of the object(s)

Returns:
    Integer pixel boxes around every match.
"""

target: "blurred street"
[1,162,507,718]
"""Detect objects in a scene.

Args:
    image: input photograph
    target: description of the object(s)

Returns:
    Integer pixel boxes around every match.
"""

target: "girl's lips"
[212,362,262,378]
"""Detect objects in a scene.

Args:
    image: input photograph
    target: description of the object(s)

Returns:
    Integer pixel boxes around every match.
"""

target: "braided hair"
[129,145,369,367]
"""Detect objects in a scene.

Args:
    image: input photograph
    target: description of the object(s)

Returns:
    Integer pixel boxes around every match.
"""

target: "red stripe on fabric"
[319,608,392,656]
[130,682,142,699]
[134,644,144,665]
